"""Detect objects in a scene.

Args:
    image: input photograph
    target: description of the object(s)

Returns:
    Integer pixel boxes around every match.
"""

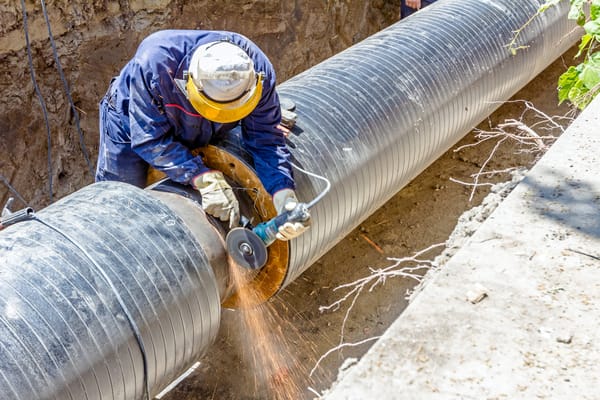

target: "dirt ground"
[161,48,578,400]
[0,2,578,400]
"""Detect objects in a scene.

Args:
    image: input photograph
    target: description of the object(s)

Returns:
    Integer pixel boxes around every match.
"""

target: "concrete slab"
[324,96,600,400]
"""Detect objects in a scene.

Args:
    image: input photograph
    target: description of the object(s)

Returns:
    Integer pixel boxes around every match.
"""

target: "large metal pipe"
[0,182,226,399]
[279,0,580,285]
[0,0,580,398]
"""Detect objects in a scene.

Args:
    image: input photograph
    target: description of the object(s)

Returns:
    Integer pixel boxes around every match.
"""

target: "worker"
[401,0,437,18]
[96,30,309,240]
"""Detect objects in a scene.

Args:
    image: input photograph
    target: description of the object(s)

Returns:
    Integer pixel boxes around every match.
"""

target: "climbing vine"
[510,0,600,110]
[556,0,600,109]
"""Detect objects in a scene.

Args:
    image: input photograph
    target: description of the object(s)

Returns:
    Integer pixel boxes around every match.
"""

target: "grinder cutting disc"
[226,227,268,270]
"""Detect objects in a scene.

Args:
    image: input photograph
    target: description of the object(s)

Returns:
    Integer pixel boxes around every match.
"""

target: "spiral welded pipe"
[279,0,580,286]
[0,182,224,399]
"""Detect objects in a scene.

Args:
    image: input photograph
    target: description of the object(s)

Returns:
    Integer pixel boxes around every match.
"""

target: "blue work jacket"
[110,30,294,195]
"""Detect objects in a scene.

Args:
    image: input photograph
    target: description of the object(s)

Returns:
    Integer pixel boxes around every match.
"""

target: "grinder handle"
[254,202,310,246]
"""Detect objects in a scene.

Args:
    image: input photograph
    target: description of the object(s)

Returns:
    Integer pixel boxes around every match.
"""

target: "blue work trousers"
[95,95,149,188]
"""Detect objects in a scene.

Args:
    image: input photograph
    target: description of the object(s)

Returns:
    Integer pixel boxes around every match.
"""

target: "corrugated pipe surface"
[0,182,222,399]
[279,0,580,287]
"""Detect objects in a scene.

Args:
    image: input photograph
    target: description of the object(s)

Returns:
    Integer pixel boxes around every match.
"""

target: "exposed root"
[309,336,381,378]
[311,242,444,385]
[451,100,573,202]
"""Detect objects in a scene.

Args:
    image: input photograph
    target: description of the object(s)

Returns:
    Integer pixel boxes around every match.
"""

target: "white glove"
[272,189,310,241]
[192,171,240,229]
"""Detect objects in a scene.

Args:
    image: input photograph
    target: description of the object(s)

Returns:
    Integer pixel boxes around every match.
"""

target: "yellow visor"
[186,73,264,123]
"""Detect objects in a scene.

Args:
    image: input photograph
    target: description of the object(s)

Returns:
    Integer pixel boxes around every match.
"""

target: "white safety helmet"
[185,41,264,123]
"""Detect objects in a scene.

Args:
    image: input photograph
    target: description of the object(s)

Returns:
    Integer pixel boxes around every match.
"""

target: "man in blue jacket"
[96,30,309,239]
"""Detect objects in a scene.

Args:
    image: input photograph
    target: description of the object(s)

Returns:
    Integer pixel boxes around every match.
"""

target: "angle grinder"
[226,201,310,270]
[226,161,332,270]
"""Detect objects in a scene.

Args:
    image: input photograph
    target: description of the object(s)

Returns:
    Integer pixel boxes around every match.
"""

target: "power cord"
[20,0,53,203]
[291,162,331,209]
[39,0,94,176]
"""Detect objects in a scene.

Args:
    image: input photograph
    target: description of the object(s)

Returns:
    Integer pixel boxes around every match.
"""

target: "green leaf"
[591,0,600,20]
[581,64,600,90]
[558,65,581,104]
[568,0,586,25]
[584,19,600,40]
[540,0,600,109]
[576,34,593,58]
[568,79,590,109]
[580,52,600,89]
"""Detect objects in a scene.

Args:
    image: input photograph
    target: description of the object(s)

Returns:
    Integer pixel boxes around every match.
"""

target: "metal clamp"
[0,198,35,230]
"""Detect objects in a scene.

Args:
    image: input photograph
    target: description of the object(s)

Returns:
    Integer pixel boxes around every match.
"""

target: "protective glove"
[272,188,310,241]
[192,170,240,229]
